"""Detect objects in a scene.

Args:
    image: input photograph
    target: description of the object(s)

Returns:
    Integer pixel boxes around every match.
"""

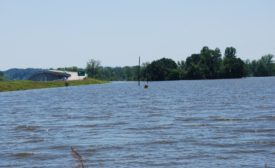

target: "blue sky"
[0,0,274,70]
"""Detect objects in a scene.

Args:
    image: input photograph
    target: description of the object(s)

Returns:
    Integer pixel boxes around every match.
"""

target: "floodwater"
[0,77,275,167]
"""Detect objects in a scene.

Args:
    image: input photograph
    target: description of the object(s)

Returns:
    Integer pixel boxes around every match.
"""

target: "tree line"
[82,46,274,81]
[1,46,274,81]
[0,71,4,81]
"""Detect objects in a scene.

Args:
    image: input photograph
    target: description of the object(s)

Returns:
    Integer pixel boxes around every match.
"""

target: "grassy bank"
[0,78,107,92]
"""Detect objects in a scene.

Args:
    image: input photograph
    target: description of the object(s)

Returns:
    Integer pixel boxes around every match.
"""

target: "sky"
[0,0,274,70]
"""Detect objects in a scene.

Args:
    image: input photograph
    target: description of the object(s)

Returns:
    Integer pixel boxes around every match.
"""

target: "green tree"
[185,54,204,79]
[0,71,4,81]
[247,54,274,76]
[57,66,79,72]
[250,60,258,76]
[184,47,222,79]
[146,58,179,81]
[212,48,223,78]
[199,47,222,78]
[141,62,150,81]
[224,47,237,58]
[243,59,252,77]
[177,61,186,79]
[222,47,245,78]
[86,59,101,78]
[256,54,273,76]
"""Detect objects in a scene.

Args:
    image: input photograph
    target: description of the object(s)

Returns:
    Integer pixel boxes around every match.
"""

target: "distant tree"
[99,67,113,80]
[141,62,150,81]
[185,54,204,79]
[123,66,132,80]
[86,59,101,78]
[78,49,275,81]
[253,54,274,76]
[199,47,222,78]
[89,65,139,81]
[183,47,222,79]
[250,60,258,76]
[146,58,179,81]
[57,66,79,72]
[212,48,223,78]
[222,47,245,78]
[224,47,237,58]
[0,71,4,81]
[177,61,186,79]
[243,59,252,77]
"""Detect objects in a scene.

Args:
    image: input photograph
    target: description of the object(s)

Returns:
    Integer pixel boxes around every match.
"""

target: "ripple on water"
[48,145,69,150]
[127,124,173,131]
[226,149,267,154]
[146,139,178,145]
[233,128,275,134]
[209,116,244,122]
[255,115,275,121]
[14,125,41,132]
[192,141,240,148]
[22,137,44,144]
[13,152,34,158]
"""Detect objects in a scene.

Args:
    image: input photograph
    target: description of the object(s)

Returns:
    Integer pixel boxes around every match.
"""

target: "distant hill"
[4,68,46,80]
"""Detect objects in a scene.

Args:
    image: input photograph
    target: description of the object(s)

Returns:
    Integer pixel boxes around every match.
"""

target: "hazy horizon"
[1,0,275,70]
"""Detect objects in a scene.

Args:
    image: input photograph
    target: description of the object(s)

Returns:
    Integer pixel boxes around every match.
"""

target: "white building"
[49,70,87,81]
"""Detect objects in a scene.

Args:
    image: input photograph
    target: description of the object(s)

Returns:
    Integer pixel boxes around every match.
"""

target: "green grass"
[0,78,107,92]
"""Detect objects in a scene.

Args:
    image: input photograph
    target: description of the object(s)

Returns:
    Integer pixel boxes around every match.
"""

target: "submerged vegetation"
[0,78,106,92]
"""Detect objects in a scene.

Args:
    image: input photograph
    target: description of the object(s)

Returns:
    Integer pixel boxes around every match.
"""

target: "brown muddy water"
[0,77,275,167]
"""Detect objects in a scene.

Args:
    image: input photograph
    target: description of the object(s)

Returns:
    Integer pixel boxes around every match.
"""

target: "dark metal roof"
[28,70,71,81]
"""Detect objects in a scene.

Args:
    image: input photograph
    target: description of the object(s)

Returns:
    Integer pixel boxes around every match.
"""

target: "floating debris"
[71,147,85,168]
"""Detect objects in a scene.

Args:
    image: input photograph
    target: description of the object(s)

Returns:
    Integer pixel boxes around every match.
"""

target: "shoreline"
[0,78,108,92]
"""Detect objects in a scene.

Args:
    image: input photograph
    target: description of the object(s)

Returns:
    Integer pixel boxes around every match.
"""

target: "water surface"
[0,77,275,167]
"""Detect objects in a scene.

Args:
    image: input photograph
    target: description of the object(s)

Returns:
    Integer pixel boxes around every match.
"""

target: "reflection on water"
[0,77,275,167]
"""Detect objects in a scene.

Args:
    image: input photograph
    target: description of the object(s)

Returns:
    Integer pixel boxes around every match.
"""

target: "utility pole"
[138,56,140,86]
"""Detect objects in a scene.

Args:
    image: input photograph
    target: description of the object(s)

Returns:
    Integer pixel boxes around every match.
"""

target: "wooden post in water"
[138,56,141,86]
